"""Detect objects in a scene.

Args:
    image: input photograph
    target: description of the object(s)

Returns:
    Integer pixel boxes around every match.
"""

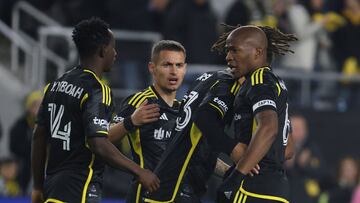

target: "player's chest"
[233,89,253,125]
[140,108,178,141]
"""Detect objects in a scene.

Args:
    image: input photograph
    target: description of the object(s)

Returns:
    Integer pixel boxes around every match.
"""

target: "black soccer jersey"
[37,67,114,202]
[233,66,290,171]
[144,69,240,202]
[113,85,180,203]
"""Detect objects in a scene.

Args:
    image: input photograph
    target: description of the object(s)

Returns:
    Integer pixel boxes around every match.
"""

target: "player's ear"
[254,47,263,60]
[99,45,107,58]
[148,62,155,74]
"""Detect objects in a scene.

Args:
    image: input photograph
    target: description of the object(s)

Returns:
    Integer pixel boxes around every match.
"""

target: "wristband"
[227,169,245,186]
[124,116,136,132]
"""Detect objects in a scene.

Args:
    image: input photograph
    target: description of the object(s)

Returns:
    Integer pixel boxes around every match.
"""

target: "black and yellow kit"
[112,85,180,203]
[232,67,290,203]
[36,67,114,203]
[144,69,240,203]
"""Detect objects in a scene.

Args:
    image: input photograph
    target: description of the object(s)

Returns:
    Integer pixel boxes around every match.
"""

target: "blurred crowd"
[1,0,360,202]
[1,0,360,109]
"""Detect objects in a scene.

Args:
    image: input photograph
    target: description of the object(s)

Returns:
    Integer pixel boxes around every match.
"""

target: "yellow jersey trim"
[237,180,289,203]
[209,103,225,118]
[80,93,89,109]
[96,131,108,135]
[276,83,281,96]
[81,154,95,203]
[128,129,144,203]
[44,83,51,94]
[210,80,219,90]
[144,123,203,203]
[250,67,270,86]
[45,198,65,203]
[83,69,111,106]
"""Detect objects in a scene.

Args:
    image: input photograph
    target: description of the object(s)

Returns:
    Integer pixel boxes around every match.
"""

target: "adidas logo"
[224,191,232,199]
[160,113,168,120]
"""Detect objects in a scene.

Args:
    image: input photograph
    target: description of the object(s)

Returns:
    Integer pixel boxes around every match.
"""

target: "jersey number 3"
[48,103,71,151]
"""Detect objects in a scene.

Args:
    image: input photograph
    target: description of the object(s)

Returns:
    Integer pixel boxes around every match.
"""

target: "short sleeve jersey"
[37,67,114,176]
[144,69,240,202]
[233,67,290,171]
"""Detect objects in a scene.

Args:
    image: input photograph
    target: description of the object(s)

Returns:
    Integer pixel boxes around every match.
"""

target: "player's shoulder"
[79,68,112,106]
[248,66,277,87]
[125,86,158,109]
[209,69,239,96]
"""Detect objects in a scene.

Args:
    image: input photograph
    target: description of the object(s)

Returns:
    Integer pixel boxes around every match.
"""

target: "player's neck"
[80,60,103,78]
[153,85,176,107]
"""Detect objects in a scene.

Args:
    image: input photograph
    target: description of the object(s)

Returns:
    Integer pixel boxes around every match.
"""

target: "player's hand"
[217,169,245,203]
[31,189,44,203]
[131,99,160,126]
[248,164,260,176]
[137,168,160,193]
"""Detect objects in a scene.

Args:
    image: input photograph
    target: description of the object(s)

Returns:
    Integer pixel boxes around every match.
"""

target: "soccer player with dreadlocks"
[216,25,297,203]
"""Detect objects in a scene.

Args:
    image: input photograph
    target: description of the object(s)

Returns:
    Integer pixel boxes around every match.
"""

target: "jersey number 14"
[48,103,71,151]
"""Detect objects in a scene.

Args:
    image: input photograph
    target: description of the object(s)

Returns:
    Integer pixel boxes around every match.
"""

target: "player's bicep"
[200,82,235,119]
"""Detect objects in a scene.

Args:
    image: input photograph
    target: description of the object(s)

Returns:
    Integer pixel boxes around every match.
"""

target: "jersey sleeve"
[247,74,278,115]
[82,87,113,138]
[36,83,52,127]
[112,96,136,124]
[36,98,48,127]
[199,80,239,119]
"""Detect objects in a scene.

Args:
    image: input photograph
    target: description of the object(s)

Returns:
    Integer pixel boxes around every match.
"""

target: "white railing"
[11,1,61,87]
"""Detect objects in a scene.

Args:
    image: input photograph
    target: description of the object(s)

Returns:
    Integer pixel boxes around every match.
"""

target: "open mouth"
[169,78,178,85]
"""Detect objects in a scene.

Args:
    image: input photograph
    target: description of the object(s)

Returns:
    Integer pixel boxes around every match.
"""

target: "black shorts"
[44,170,102,203]
[174,182,202,203]
[229,171,290,203]
[126,181,141,203]
[129,180,203,203]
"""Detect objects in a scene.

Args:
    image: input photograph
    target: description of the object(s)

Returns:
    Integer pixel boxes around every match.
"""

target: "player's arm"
[83,89,160,192]
[108,100,160,143]
[87,137,159,192]
[285,132,294,160]
[194,105,237,155]
[235,109,278,174]
[31,124,46,203]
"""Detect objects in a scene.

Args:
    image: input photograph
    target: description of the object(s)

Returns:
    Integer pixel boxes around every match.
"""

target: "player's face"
[103,30,117,72]
[225,35,256,79]
[149,50,187,93]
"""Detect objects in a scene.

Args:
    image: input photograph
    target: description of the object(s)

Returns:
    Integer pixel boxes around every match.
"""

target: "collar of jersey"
[246,66,271,79]
[83,68,104,85]
[150,85,178,108]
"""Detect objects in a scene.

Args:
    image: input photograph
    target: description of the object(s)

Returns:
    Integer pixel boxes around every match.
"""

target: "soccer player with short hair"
[110,40,187,203]
[31,17,159,203]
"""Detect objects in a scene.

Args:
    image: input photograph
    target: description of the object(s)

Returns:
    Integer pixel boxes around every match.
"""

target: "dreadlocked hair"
[211,23,298,63]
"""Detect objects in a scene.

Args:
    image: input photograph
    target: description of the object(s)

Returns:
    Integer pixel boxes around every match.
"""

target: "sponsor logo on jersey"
[154,127,172,140]
[213,97,228,113]
[113,115,124,123]
[196,73,213,81]
[159,113,168,120]
[93,117,109,130]
[50,81,84,99]
[234,113,242,121]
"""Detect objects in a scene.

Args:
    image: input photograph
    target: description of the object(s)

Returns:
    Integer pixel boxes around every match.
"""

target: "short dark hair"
[151,40,186,62]
[72,17,111,59]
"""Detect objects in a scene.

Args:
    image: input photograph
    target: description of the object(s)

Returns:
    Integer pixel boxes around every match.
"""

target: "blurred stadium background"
[0,0,359,202]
